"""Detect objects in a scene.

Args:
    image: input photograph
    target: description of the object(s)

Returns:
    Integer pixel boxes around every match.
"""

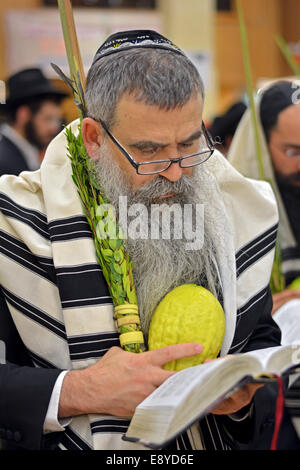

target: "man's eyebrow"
[283,142,300,149]
[129,128,203,150]
[129,140,167,151]
[180,129,203,144]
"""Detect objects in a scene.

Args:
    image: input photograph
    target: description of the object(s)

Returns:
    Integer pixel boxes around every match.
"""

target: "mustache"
[129,174,197,206]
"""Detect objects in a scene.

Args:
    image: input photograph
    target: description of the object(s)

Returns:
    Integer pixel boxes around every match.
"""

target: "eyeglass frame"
[89,116,215,175]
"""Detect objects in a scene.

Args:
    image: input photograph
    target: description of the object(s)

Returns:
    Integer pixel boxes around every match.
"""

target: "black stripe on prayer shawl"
[235,224,277,271]
[229,285,271,353]
[236,285,269,320]
[56,263,102,276]
[91,419,131,434]
[229,333,252,354]
[236,224,278,274]
[282,246,300,261]
[1,286,67,340]
[68,332,120,361]
[48,215,93,242]
[28,349,58,369]
[199,415,226,450]
[56,264,112,309]
[235,223,278,261]
[176,431,193,450]
[0,230,57,284]
[0,192,50,240]
[59,427,93,450]
[236,229,277,278]
[61,296,112,309]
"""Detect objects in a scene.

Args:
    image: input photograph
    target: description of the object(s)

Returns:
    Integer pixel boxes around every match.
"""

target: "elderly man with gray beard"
[0,30,288,451]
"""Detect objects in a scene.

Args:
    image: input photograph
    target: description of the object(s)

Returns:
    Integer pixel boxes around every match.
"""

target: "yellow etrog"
[148,284,225,370]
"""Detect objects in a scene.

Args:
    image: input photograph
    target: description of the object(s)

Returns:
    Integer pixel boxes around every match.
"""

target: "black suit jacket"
[0,289,62,450]
[0,134,30,177]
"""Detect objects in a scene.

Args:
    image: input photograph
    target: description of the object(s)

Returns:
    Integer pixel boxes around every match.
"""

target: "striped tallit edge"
[236,285,269,318]
[229,285,270,354]
[68,332,120,361]
[59,427,93,450]
[236,223,278,278]
[48,215,93,243]
[2,286,67,340]
[0,192,49,240]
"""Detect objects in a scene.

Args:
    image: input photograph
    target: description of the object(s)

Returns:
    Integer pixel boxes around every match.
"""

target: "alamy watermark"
[291,80,300,105]
[95,196,204,251]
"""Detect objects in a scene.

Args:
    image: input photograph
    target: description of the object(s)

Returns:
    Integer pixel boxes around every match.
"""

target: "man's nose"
[159,160,183,182]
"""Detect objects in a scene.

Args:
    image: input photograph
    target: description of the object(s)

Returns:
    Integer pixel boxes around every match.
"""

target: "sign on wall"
[4,8,162,78]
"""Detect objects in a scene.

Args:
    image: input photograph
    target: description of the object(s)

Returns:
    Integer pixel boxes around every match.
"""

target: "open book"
[273,299,300,345]
[123,344,300,449]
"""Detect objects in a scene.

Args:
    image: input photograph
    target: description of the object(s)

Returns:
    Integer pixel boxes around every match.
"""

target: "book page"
[273,299,300,345]
[135,353,260,411]
[245,345,298,375]
[137,359,230,408]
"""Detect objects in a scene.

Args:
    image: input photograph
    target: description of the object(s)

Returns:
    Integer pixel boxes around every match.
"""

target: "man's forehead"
[113,92,204,133]
[277,103,300,133]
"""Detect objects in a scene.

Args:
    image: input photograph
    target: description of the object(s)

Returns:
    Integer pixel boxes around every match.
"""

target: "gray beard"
[94,141,225,337]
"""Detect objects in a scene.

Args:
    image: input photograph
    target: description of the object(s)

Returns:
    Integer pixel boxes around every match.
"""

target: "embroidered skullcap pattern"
[92,29,185,65]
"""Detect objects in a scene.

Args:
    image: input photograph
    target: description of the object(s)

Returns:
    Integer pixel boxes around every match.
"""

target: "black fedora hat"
[2,67,68,110]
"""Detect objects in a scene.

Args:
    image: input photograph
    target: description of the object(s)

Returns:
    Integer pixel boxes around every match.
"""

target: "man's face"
[25,100,62,150]
[268,104,300,188]
[101,92,204,194]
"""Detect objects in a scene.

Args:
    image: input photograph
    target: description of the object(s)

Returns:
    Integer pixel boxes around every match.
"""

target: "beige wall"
[1,1,300,120]
[0,0,43,80]
[282,0,300,43]
[158,0,217,122]
[215,0,287,113]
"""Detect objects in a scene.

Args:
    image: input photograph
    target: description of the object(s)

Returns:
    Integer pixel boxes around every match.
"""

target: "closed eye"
[179,142,195,148]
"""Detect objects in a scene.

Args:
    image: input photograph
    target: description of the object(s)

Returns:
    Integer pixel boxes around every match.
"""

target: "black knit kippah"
[92,29,185,65]
[260,80,300,141]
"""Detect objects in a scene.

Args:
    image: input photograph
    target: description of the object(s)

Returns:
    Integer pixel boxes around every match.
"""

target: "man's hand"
[210,383,263,415]
[58,343,202,419]
[272,289,300,315]
[204,355,263,415]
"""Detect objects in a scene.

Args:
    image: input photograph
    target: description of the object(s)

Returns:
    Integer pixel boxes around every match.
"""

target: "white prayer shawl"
[227,81,299,281]
[0,120,278,450]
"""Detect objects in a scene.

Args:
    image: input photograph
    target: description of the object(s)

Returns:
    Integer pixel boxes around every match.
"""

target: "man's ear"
[15,105,31,126]
[81,117,103,161]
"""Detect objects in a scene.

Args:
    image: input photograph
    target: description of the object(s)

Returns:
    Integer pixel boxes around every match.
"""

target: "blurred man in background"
[209,100,247,156]
[0,68,67,176]
[228,80,300,313]
[228,80,300,449]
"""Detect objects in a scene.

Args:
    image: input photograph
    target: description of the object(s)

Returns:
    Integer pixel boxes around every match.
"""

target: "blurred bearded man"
[229,80,300,313]
[228,80,300,449]
[0,68,67,176]
[0,31,290,451]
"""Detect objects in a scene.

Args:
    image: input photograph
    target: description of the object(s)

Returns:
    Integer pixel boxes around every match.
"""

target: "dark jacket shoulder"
[0,133,29,177]
[0,288,63,450]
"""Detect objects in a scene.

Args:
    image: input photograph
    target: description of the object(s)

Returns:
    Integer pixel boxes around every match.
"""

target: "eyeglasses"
[91,117,215,175]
